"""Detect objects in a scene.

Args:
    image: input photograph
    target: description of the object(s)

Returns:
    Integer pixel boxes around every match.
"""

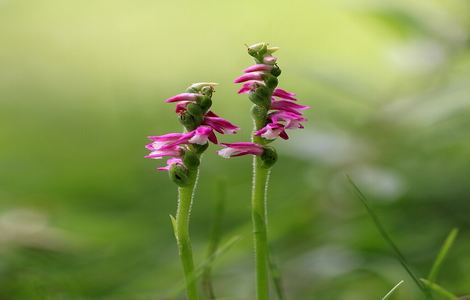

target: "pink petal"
[273,88,297,101]
[263,56,277,64]
[244,64,273,73]
[234,72,264,83]
[165,93,199,103]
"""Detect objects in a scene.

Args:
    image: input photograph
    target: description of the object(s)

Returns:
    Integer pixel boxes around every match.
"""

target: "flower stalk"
[146,82,238,300]
[175,174,199,300]
[221,42,309,299]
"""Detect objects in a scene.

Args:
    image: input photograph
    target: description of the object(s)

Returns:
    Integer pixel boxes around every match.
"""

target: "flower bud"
[265,75,278,89]
[182,151,200,169]
[186,103,203,117]
[198,96,212,113]
[260,146,277,168]
[200,86,213,97]
[249,92,270,108]
[169,163,190,186]
[247,42,267,56]
[271,66,281,77]
[179,111,202,131]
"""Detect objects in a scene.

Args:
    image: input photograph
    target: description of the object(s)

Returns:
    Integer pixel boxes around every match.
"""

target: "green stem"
[252,155,270,300]
[176,172,199,300]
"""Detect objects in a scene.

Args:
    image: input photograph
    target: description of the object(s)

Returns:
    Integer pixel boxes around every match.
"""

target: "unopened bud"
[169,163,190,186]
[199,96,212,113]
[271,66,281,77]
[183,151,200,169]
[260,146,277,168]
[265,75,278,89]
[186,103,203,117]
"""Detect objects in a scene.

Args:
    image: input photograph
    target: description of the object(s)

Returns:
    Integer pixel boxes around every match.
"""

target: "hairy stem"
[176,171,199,300]
[252,155,270,300]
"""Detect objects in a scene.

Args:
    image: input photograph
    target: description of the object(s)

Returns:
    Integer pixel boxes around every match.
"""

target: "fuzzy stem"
[252,155,270,300]
[175,171,199,300]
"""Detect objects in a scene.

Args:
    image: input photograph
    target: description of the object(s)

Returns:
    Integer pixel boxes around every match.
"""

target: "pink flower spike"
[263,56,277,64]
[271,100,310,115]
[203,116,240,134]
[255,123,289,140]
[145,146,182,159]
[244,64,273,73]
[188,125,218,145]
[165,93,199,103]
[218,142,264,158]
[238,81,264,94]
[157,158,184,171]
[273,88,297,101]
[234,72,264,83]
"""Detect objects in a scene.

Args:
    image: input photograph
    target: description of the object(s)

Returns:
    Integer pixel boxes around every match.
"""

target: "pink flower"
[273,88,297,101]
[237,81,265,94]
[188,125,218,144]
[146,126,217,153]
[165,93,200,103]
[203,113,240,134]
[145,145,182,159]
[270,111,306,129]
[263,56,277,64]
[234,72,264,83]
[146,133,185,150]
[218,142,264,158]
[271,100,310,115]
[244,64,273,73]
[157,157,184,171]
[255,123,289,140]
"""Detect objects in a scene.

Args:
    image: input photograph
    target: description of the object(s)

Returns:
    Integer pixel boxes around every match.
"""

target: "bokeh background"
[1,0,470,299]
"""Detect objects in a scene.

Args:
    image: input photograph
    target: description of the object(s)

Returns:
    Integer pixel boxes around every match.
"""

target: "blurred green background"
[1,0,470,299]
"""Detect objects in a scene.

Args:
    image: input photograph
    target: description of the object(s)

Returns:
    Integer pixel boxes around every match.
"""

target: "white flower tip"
[217,148,234,158]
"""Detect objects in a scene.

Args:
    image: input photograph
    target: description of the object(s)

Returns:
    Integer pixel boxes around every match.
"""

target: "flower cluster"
[218,42,309,164]
[146,82,239,185]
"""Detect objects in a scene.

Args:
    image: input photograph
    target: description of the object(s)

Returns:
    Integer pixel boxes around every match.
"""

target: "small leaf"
[169,214,177,238]
[428,228,459,284]
[421,279,457,300]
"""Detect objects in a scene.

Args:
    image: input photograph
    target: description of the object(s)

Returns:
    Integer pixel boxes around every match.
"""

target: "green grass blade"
[347,175,432,299]
[382,280,404,300]
[421,279,457,299]
[427,228,459,284]
[202,180,227,300]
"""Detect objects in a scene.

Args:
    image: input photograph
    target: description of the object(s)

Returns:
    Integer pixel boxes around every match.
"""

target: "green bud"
[186,103,203,117]
[249,92,270,108]
[185,87,198,93]
[201,86,213,97]
[183,151,200,169]
[179,112,202,131]
[260,146,278,168]
[271,66,281,77]
[199,96,212,113]
[265,75,278,89]
[169,163,190,186]
[190,143,209,154]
